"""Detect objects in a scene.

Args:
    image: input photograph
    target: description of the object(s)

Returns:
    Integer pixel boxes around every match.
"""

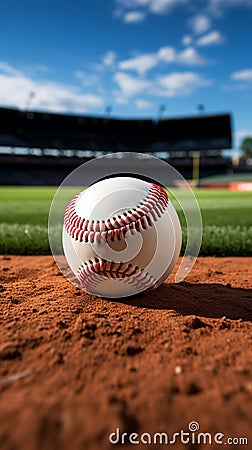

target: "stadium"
[1,102,251,449]
[0,1,252,449]
[0,106,243,185]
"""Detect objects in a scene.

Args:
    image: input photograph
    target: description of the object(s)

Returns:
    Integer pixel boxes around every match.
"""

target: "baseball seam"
[78,260,156,293]
[64,183,168,243]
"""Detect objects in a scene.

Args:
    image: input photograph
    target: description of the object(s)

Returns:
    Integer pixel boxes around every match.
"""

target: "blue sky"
[0,0,252,149]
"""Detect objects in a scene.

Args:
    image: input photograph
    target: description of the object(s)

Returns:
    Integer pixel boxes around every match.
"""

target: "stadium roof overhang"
[0,107,232,152]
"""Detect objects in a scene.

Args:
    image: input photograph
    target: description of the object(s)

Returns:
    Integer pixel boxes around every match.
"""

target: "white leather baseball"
[62,176,182,298]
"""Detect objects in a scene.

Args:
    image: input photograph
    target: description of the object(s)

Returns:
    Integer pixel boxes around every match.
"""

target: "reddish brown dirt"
[0,256,251,450]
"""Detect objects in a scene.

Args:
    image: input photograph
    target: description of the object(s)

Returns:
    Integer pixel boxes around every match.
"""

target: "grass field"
[0,187,251,256]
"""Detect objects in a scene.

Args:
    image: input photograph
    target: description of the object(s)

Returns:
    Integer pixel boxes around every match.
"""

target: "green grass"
[0,187,251,256]
[0,187,55,226]
[197,190,252,255]
[192,189,252,227]
[0,223,50,255]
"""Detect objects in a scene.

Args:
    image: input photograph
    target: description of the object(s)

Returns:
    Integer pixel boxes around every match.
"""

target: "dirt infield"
[0,256,251,450]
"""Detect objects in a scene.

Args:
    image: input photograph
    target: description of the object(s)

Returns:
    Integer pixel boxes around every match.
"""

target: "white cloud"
[113,71,150,97]
[93,51,117,72]
[113,68,211,103]
[230,69,252,90]
[157,71,211,96]
[0,62,21,76]
[164,46,207,65]
[159,46,207,65]
[177,47,207,65]
[231,69,252,81]
[159,45,207,66]
[157,46,176,62]
[115,0,252,22]
[197,30,224,46]
[101,50,117,67]
[135,98,153,109]
[116,0,187,12]
[119,53,158,74]
[149,0,187,13]
[182,35,192,46]
[0,62,104,113]
[189,14,211,34]
[118,45,207,76]
[123,10,146,22]
[115,0,188,22]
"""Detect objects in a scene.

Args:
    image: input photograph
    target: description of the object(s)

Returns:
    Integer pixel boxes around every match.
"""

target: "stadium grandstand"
[0,106,233,185]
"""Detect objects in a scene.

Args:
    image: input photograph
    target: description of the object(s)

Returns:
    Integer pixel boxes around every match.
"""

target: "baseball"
[62,176,182,298]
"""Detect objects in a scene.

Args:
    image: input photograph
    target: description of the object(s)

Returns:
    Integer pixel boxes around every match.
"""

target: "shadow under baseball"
[110,282,252,322]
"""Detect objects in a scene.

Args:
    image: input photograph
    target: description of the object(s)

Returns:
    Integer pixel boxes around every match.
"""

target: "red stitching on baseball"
[64,183,168,243]
[78,260,156,293]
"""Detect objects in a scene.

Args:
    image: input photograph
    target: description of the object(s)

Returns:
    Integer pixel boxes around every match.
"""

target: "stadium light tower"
[25,91,35,112]
[158,104,166,120]
[197,103,205,114]
[105,105,113,116]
